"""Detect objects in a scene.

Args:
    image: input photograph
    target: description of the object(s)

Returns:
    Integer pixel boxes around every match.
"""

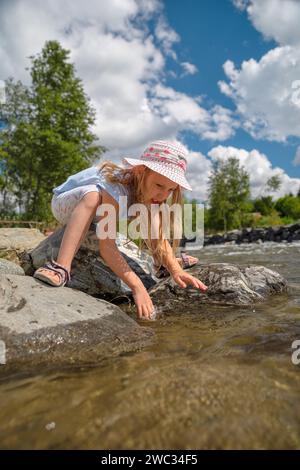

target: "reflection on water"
[0,242,300,449]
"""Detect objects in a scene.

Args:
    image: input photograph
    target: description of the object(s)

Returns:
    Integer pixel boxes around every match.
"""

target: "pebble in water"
[45,422,56,431]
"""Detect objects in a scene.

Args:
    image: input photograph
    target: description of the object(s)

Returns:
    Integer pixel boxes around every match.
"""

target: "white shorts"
[51,184,100,225]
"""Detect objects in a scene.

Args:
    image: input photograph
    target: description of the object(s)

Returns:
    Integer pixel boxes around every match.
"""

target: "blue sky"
[163,0,299,179]
[0,0,300,201]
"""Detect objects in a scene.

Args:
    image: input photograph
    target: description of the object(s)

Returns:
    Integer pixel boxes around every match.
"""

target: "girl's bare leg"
[73,216,94,256]
[36,192,101,284]
[56,191,101,271]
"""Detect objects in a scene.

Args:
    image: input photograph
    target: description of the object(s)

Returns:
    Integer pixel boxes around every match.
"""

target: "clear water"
[0,242,300,449]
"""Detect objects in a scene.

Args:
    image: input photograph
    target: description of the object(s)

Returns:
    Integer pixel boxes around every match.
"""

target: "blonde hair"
[96,160,183,266]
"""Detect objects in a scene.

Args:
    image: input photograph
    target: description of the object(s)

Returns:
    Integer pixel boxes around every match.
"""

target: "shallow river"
[0,242,300,449]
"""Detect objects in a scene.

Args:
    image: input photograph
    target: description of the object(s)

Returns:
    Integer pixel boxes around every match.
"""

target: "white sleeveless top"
[53,166,132,217]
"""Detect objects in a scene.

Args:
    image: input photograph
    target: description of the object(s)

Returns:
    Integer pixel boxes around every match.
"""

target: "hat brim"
[122,157,192,191]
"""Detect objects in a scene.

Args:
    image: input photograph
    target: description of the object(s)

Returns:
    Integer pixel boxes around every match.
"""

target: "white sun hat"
[122,140,192,191]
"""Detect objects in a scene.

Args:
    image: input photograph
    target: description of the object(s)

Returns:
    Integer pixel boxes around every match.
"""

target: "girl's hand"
[132,284,155,320]
[172,269,208,292]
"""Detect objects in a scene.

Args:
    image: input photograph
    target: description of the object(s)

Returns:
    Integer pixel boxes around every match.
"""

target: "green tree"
[275,195,300,219]
[0,40,105,220]
[253,196,274,216]
[207,157,250,232]
[0,78,32,214]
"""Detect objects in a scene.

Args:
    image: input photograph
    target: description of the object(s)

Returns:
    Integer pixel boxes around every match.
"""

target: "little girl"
[34,140,208,320]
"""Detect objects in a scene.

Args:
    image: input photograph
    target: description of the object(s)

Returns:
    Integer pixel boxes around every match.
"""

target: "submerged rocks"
[0,274,154,374]
[148,263,288,310]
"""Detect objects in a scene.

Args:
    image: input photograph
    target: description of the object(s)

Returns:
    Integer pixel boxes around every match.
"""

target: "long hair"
[96,160,183,266]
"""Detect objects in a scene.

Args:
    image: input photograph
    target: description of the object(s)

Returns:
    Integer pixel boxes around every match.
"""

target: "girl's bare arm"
[161,239,207,291]
[99,237,144,291]
[160,239,183,275]
[97,190,154,318]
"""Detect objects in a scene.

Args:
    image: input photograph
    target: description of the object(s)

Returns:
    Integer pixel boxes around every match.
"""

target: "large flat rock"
[0,228,46,263]
[0,274,154,375]
[0,258,25,276]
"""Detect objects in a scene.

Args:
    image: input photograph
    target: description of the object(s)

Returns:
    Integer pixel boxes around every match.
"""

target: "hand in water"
[132,285,155,320]
[148,306,162,321]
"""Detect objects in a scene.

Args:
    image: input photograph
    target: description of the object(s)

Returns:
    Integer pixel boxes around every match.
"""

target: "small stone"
[45,421,56,431]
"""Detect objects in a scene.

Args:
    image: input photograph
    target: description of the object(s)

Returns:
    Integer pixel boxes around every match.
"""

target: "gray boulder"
[0,258,25,276]
[0,228,46,263]
[0,274,154,375]
[148,262,288,310]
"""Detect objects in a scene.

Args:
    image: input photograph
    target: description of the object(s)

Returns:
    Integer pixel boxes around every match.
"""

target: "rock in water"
[148,263,288,309]
[0,274,154,375]
[20,227,288,307]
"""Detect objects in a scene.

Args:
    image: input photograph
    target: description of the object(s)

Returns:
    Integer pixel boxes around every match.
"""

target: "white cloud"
[202,105,239,141]
[208,145,300,198]
[232,0,248,10]
[181,61,198,76]
[0,0,236,157]
[185,150,212,202]
[149,85,237,141]
[233,0,300,46]
[226,0,300,141]
[154,15,180,60]
[219,47,300,141]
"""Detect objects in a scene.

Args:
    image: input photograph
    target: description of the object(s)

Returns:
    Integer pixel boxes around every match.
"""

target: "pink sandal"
[154,252,199,279]
[33,259,71,287]
[180,251,199,269]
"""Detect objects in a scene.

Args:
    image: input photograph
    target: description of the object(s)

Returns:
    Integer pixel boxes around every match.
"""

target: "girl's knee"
[82,191,101,211]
